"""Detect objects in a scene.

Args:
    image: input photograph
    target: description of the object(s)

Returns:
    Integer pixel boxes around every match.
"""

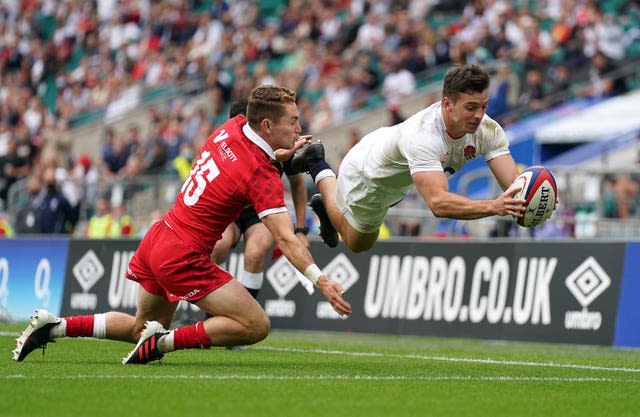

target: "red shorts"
[126,220,232,302]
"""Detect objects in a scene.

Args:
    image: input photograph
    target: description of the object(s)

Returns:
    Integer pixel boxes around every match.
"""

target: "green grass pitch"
[2,323,639,417]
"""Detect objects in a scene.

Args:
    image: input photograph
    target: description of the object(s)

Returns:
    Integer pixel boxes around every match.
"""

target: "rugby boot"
[290,143,325,174]
[310,193,338,248]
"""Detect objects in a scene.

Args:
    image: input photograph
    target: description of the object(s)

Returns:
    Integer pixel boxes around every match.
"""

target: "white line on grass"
[2,331,638,374]
[255,346,640,374]
[1,374,631,382]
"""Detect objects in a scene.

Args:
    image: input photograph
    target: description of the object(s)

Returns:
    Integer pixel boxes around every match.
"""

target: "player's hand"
[275,135,312,161]
[496,182,527,217]
[316,276,352,316]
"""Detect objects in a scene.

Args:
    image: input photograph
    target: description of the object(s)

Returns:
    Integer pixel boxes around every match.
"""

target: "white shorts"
[336,159,391,234]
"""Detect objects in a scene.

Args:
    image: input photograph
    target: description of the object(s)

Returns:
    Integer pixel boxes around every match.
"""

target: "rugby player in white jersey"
[292,64,526,252]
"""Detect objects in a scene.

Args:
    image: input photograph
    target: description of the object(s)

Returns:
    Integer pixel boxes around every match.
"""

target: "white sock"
[92,313,106,338]
[237,270,263,290]
[314,169,336,185]
[159,330,175,353]
[50,320,66,338]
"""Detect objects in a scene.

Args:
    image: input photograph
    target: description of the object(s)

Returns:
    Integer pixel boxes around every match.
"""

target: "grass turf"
[1,323,639,417]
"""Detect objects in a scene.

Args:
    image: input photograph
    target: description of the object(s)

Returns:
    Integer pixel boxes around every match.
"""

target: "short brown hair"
[442,64,490,101]
[246,85,297,129]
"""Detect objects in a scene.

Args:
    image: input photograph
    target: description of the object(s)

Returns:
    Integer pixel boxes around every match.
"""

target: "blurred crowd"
[1,0,640,237]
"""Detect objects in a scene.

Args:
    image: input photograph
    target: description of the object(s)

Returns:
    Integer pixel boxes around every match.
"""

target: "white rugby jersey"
[339,101,510,207]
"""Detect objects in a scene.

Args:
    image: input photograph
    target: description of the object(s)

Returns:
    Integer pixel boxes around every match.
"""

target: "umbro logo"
[266,256,301,299]
[73,250,104,292]
[565,256,611,308]
[564,256,611,331]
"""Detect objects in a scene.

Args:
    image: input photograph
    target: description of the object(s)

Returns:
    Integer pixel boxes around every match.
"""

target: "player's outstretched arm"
[261,212,352,316]
[413,171,526,220]
[288,174,310,248]
[487,154,521,191]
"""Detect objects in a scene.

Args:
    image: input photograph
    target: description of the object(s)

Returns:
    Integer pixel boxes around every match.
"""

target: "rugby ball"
[511,166,557,227]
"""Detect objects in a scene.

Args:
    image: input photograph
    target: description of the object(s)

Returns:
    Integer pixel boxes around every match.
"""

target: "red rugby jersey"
[164,115,286,253]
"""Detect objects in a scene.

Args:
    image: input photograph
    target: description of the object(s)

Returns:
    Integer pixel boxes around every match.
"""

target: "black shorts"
[235,206,261,234]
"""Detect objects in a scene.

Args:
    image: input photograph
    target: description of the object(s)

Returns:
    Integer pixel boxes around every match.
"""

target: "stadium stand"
[1,0,640,238]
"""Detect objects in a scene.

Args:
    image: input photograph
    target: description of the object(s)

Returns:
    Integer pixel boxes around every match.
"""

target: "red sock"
[64,316,94,338]
[173,321,211,350]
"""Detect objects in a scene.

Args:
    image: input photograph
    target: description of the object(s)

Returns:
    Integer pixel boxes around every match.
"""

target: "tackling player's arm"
[413,170,526,220]
[261,211,352,316]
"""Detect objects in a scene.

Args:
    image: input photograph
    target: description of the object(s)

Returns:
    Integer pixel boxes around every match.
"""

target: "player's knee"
[248,312,270,343]
[243,251,265,269]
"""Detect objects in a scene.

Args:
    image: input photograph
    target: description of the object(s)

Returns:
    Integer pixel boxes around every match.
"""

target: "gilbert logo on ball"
[512,166,557,227]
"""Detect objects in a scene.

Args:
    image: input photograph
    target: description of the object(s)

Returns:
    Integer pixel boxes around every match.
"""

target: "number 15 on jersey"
[181,150,220,206]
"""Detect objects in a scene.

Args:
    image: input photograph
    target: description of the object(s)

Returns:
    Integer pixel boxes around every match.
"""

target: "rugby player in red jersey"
[13,85,352,364]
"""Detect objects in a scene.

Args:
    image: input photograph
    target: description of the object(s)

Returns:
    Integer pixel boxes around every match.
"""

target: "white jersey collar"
[242,123,276,160]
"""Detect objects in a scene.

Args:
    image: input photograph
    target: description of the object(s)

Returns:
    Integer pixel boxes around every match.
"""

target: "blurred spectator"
[73,153,100,205]
[124,123,143,155]
[39,167,75,234]
[86,196,112,238]
[14,175,44,235]
[521,15,555,69]
[0,137,30,207]
[14,125,38,168]
[308,96,334,133]
[323,71,352,123]
[433,25,453,65]
[171,141,195,180]
[380,57,416,106]
[100,127,116,161]
[118,152,147,201]
[144,138,169,176]
[487,60,520,120]
[584,5,627,61]
[22,97,46,140]
[161,116,185,161]
[101,135,130,177]
[577,50,629,98]
[563,25,590,71]
[483,23,514,61]
[602,174,639,218]
[111,203,135,237]
[546,63,571,105]
[614,174,639,218]
[39,117,73,167]
[518,68,546,112]
[354,10,385,51]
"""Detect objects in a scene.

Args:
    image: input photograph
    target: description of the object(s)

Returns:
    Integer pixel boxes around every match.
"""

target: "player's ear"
[442,96,451,110]
[261,119,271,132]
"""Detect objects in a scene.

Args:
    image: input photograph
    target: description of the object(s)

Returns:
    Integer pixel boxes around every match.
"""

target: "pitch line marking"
[255,346,640,373]
[2,374,633,382]
[2,332,638,374]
